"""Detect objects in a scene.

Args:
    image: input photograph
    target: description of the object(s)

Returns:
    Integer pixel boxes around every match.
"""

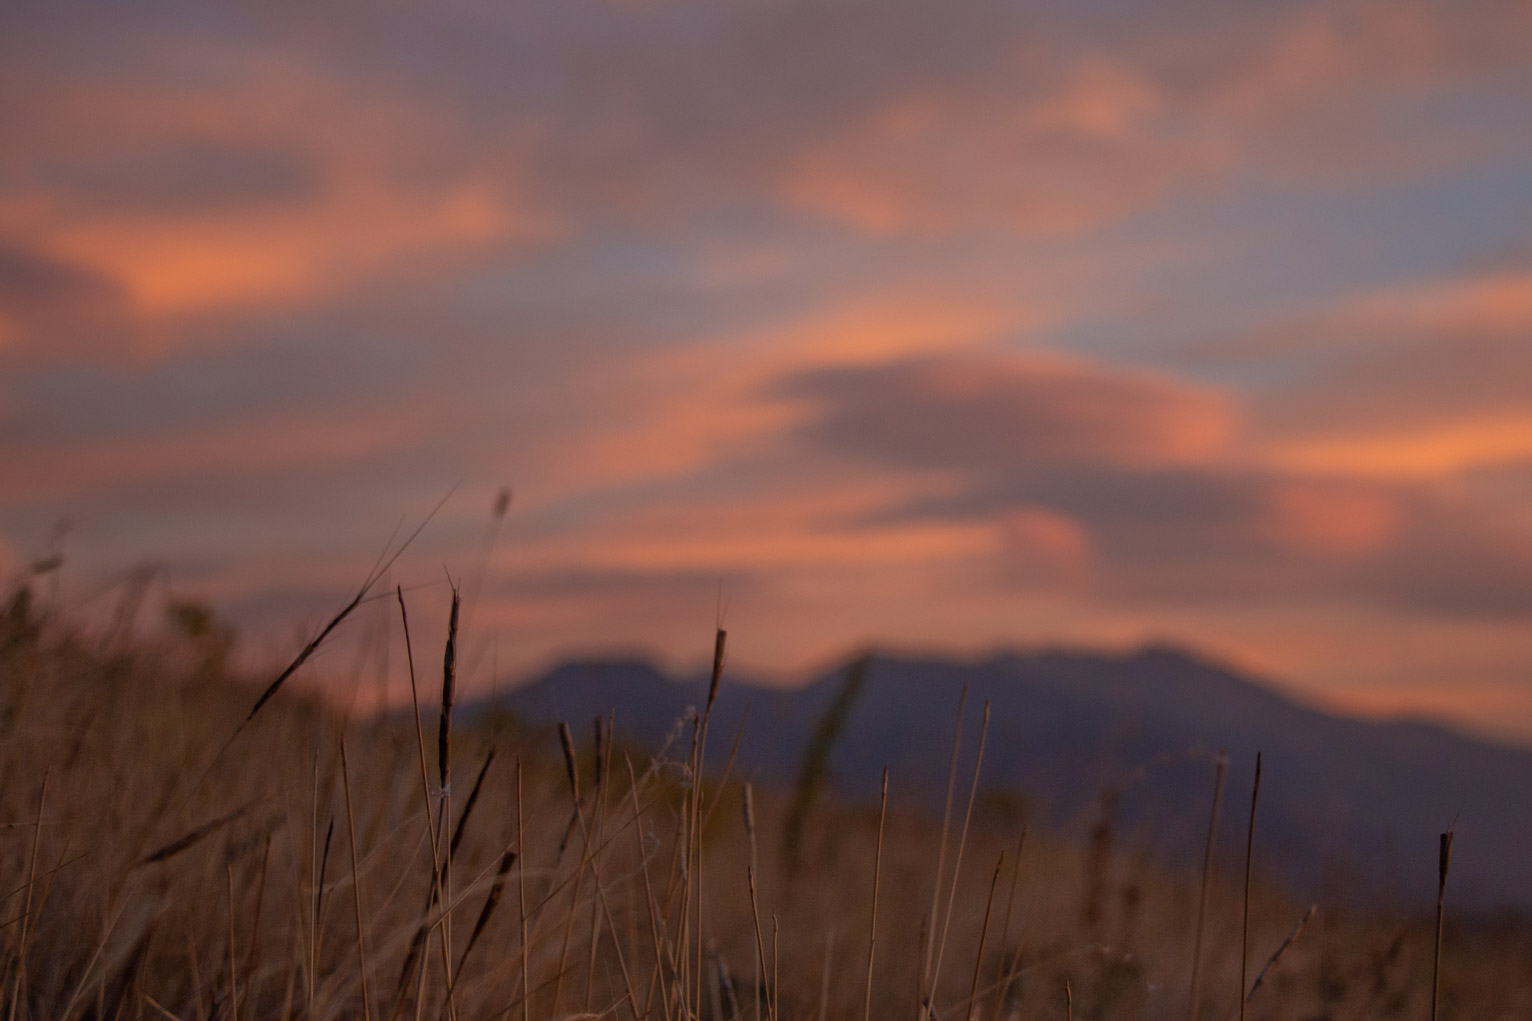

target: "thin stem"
[341,738,373,1021]
[1432,831,1454,1021]
[517,760,530,1021]
[992,827,1027,1018]
[1187,750,1226,1021]
[394,586,454,1021]
[1244,904,1316,1007]
[1239,752,1261,1021]
[10,768,49,1021]
[865,769,889,1021]
[967,852,1005,1021]
[920,687,968,1014]
[747,866,774,1021]
[227,864,239,1021]
[930,701,991,1011]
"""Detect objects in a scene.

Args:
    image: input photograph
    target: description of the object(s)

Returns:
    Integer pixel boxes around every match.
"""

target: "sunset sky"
[4,1,1532,740]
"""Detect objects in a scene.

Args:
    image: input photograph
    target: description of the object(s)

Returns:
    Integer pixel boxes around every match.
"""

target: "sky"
[3,0,1532,740]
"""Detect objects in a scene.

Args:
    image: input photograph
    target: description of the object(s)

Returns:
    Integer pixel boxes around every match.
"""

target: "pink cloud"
[0,404,428,507]
[777,350,1238,472]
[778,0,1532,236]
[779,54,1211,237]
[2,0,1530,741]
[995,507,1093,587]
[0,44,554,353]
[1252,479,1402,555]
[1245,268,1532,478]
[0,242,137,361]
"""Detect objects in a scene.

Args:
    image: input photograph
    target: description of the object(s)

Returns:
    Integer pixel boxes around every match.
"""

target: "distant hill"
[473,646,1532,909]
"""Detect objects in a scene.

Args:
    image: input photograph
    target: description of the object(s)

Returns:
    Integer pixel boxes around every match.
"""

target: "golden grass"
[0,591,1528,1020]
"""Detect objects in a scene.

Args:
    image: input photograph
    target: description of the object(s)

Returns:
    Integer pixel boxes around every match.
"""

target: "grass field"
[1,584,1528,1021]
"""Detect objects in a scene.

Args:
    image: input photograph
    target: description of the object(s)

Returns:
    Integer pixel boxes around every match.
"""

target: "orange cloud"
[731,289,1035,368]
[548,522,996,574]
[1334,681,1532,734]
[506,289,1042,499]
[1336,269,1532,337]
[778,350,1238,472]
[1254,479,1400,554]
[1227,0,1532,105]
[2,46,553,347]
[3,0,1531,743]
[996,507,1092,586]
[1271,415,1532,479]
[48,176,541,322]
[779,54,1200,236]
[0,241,136,359]
[0,404,426,506]
[1248,269,1532,478]
[513,471,995,577]
[1222,268,1532,369]
[777,1,1532,237]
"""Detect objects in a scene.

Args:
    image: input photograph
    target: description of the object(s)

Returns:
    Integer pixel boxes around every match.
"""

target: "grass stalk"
[929,700,990,1013]
[239,835,272,1020]
[991,827,1027,1018]
[309,756,320,1012]
[552,721,587,1013]
[436,584,460,1017]
[1432,830,1454,1021]
[1239,752,1261,1021]
[819,924,835,1021]
[966,851,1004,1021]
[1187,750,1226,1021]
[227,864,239,1021]
[744,781,761,1021]
[340,738,373,1021]
[517,759,530,1021]
[390,586,454,1021]
[920,685,968,1014]
[748,866,775,1021]
[629,759,672,1021]
[10,768,49,1020]
[1242,903,1315,1010]
[772,913,780,1021]
[865,768,888,1021]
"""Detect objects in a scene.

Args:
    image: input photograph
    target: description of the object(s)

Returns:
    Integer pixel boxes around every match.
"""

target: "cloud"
[0,34,554,328]
[994,507,1093,588]
[880,462,1532,619]
[9,0,1521,273]
[1220,268,1532,478]
[1,0,1530,736]
[0,403,428,508]
[1271,416,1532,479]
[1349,500,1532,618]
[0,241,137,359]
[779,54,1212,236]
[763,346,1532,619]
[481,565,768,663]
[35,139,324,219]
[507,336,1532,624]
[775,350,1237,472]
[775,0,1532,235]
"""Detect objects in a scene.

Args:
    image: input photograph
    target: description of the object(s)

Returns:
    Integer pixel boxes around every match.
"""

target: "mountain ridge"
[471,642,1532,909]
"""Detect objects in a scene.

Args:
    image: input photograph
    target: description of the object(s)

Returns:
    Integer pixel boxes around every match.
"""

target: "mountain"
[473,646,1532,909]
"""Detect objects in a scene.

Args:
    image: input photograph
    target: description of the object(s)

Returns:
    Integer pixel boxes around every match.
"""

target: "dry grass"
[0,590,1529,1021]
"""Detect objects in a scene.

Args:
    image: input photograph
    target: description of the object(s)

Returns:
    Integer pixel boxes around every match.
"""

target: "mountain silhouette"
[475,645,1532,909]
